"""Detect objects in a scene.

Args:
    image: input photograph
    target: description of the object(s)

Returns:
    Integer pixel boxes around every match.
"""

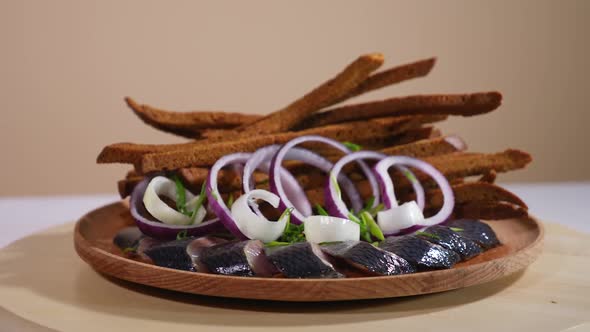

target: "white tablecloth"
[1,182,589,248]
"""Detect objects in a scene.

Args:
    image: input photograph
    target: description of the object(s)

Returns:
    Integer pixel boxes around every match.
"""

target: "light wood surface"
[72,202,543,301]
[0,219,588,331]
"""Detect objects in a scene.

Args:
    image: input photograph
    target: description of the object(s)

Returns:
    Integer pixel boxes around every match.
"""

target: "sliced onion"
[230,189,289,242]
[269,135,377,224]
[206,152,252,238]
[325,151,425,218]
[374,156,455,233]
[304,215,360,243]
[142,176,206,226]
[376,201,424,235]
[130,178,221,240]
[242,145,312,217]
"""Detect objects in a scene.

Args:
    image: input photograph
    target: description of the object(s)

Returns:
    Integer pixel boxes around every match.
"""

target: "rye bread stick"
[380,135,467,157]
[478,170,497,183]
[148,149,530,202]
[97,114,444,169]
[402,182,528,209]
[453,201,528,220]
[125,97,261,139]
[304,125,442,155]
[333,58,437,104]
[308,149,532,196]
[118,176,143,198]
[138,115,445,173]
[320,135,467,175]
[97,116,412,165]
[301,92,502,128]
[232,53,384,136]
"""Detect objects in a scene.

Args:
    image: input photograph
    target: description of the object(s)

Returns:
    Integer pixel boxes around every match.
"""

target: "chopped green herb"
[319,241,342,245]
[363,196,376,211]
[316,204,329,216]
[368,203,385,217]
[265,241,291,247]
[173,175,191,216]
[122,247,137,253]
[360,211,385,241]
[416,231,440,240]
[402,169,418,183]
[257,178,270,185]
[331,175,341,199]
[277,208,304,244]
[188,182,208,225]
[227,193,235,209]
[342,141,362,152]
[450,227,464,232]
[279,207,294,223]
[176,230,189,240]
[347,212,362,224]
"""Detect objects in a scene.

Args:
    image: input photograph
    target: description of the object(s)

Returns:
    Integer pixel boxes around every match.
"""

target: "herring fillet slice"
[416,225,483,260]
[379,235,460,270]
[267,242,344,278]
[320,241,415,276]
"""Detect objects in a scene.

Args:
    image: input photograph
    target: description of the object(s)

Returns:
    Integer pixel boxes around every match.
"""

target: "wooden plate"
[74,201,544,302]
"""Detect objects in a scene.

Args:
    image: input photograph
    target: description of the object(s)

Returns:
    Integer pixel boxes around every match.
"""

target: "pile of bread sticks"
[98,53,531,220]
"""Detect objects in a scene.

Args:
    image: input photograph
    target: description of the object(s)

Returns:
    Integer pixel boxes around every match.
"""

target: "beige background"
[1,0,589,196]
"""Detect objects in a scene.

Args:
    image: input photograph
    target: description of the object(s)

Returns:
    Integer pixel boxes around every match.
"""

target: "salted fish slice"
[144,238,196,271]
[113,226,143,250]
[416,225,483,260]
[320,241,416,276]
[379,235,460,270]
[446,219,500,249]
[267,242,344,278]
[199,240,276,277]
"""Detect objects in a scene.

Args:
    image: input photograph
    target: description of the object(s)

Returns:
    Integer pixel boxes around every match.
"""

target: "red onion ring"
[269,136,376,224]
[325,151,424,218]
[374,156,454,231]
[130,177,222,240]
[242,145,312,217]
[206,152,253,238]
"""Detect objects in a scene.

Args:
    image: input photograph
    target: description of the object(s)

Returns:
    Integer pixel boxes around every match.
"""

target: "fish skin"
[199,241,259,277]
[144,238,196,271]
[379,235,460,270]
[113,226,143,250]
[446,219,500,249]
[186,236,228,272]
[320,241,416,276]
[416,225,483,260]
[267,242,344,279]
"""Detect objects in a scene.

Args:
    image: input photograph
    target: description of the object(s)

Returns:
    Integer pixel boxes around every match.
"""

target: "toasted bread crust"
[232,53,384,136]
[335,58,436,103]
[454,201,529,220]
[125,97,261,138]
[97,115,445,171]
[301,92,502,128]
[403,182,528,210]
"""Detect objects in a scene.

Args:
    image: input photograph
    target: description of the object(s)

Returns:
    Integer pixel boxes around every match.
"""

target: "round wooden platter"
[74,201,544,302]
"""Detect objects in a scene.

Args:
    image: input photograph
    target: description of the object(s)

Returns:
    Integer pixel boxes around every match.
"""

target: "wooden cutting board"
[0,221,588,332]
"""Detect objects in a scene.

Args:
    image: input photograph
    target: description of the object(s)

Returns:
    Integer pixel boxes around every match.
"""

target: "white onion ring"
[143,176,206,225]
[242,145,312,217]
[304,215,360,243]
[230,189,289,242]
[269,135,378,224]
[374,156,455,231]
[206,153,253,238]
[325,151,424,218]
